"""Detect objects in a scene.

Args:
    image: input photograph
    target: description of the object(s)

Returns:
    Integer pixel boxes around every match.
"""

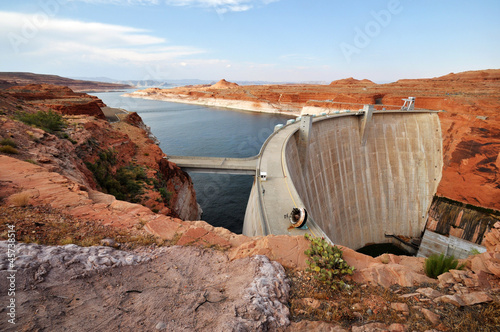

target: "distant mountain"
[71,76,117,83]
[116,80,173,88]
[70,77,329,88]
[0,72,134,92]
[73,77,219,88]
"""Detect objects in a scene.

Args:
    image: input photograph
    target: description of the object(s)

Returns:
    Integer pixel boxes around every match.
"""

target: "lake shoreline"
[123,91,300,117]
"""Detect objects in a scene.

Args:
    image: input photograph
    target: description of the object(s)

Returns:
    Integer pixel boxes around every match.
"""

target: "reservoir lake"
[92,90,292,234]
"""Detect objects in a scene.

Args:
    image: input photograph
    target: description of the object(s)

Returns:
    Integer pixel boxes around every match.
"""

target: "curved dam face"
[284,112,443,249]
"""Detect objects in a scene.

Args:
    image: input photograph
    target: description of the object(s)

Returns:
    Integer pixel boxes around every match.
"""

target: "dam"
[169,106,443,250]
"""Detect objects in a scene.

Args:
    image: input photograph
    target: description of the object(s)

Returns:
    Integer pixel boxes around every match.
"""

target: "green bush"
[17,110,66,133]
[0,145,19,154]
[158,187,173,204]
[98,149,117,165]
[424,253,465,279]
[304,234,354,290]
[85,149,148,203]
[0,138,17,148]
[469,248,481,256]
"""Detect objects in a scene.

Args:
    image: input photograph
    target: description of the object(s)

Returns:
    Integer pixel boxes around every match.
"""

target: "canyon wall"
[426,196,500,245]
[0,84,200,221]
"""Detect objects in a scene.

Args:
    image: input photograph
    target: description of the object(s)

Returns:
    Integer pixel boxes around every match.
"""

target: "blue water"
[91,90,291,233]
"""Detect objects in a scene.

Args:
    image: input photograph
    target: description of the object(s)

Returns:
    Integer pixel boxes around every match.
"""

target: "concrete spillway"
[244,110,443,250]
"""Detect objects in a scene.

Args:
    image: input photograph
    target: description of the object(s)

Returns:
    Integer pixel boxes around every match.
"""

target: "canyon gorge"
[0,70,499,331]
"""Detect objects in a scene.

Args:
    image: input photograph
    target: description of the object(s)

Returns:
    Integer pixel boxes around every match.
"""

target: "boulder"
[421,308,441,326]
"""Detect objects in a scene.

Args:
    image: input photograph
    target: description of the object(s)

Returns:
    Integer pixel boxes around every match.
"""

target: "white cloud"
[166,0,270,12]
[66,0,278,12]
[0,11,203,65]
[66,0,160,4]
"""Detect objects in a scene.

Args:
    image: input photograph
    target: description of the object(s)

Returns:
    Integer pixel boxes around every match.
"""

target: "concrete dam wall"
[283,112,443,249]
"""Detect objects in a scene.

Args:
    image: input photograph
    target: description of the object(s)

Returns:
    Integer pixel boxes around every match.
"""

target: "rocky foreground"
[0,75,499,330]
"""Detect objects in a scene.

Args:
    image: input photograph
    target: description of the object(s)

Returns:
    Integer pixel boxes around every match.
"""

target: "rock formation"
[329,77,375,86]
[0,84,200,221]
[0,242,290,331]
[0,72,133,92]
[5,84,107,119]
[211,78,239,89]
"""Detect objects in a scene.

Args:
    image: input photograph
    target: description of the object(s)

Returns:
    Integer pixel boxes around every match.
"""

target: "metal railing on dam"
[168,107,443,250]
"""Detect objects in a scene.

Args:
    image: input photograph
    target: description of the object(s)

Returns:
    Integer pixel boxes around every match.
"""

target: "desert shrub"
[17,110,66,133]
[0,145,18,154]
[56,131,76,144]
[9,192,30,207]
[469,248,481,256]
[115,165,147,202]
[424,253,465,279]
[158,187,173,204]
[98,149,117,165]
[0,138,17,148]
[304,234,354,289]
[85,149,147,203]
[60,237,74,245]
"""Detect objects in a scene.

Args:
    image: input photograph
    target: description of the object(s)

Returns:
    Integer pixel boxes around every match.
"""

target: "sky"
[0,0,499,83]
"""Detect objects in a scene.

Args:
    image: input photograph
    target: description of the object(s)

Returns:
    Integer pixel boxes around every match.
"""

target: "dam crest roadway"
[167,104,443,252]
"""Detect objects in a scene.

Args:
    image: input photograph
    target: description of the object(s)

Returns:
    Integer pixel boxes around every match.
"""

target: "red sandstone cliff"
[6,84,107,119]
[0,72,133,92]
[0,84,200,221]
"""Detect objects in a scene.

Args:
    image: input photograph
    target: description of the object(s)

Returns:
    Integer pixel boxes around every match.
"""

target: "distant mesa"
[433,69,500,81]
[211,79,239,89]
[395,69,500,85]
[329,77,375,86]
[0,72,133,92]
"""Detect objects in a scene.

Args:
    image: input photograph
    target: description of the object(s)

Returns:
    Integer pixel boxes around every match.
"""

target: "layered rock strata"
[0,72,133,92]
